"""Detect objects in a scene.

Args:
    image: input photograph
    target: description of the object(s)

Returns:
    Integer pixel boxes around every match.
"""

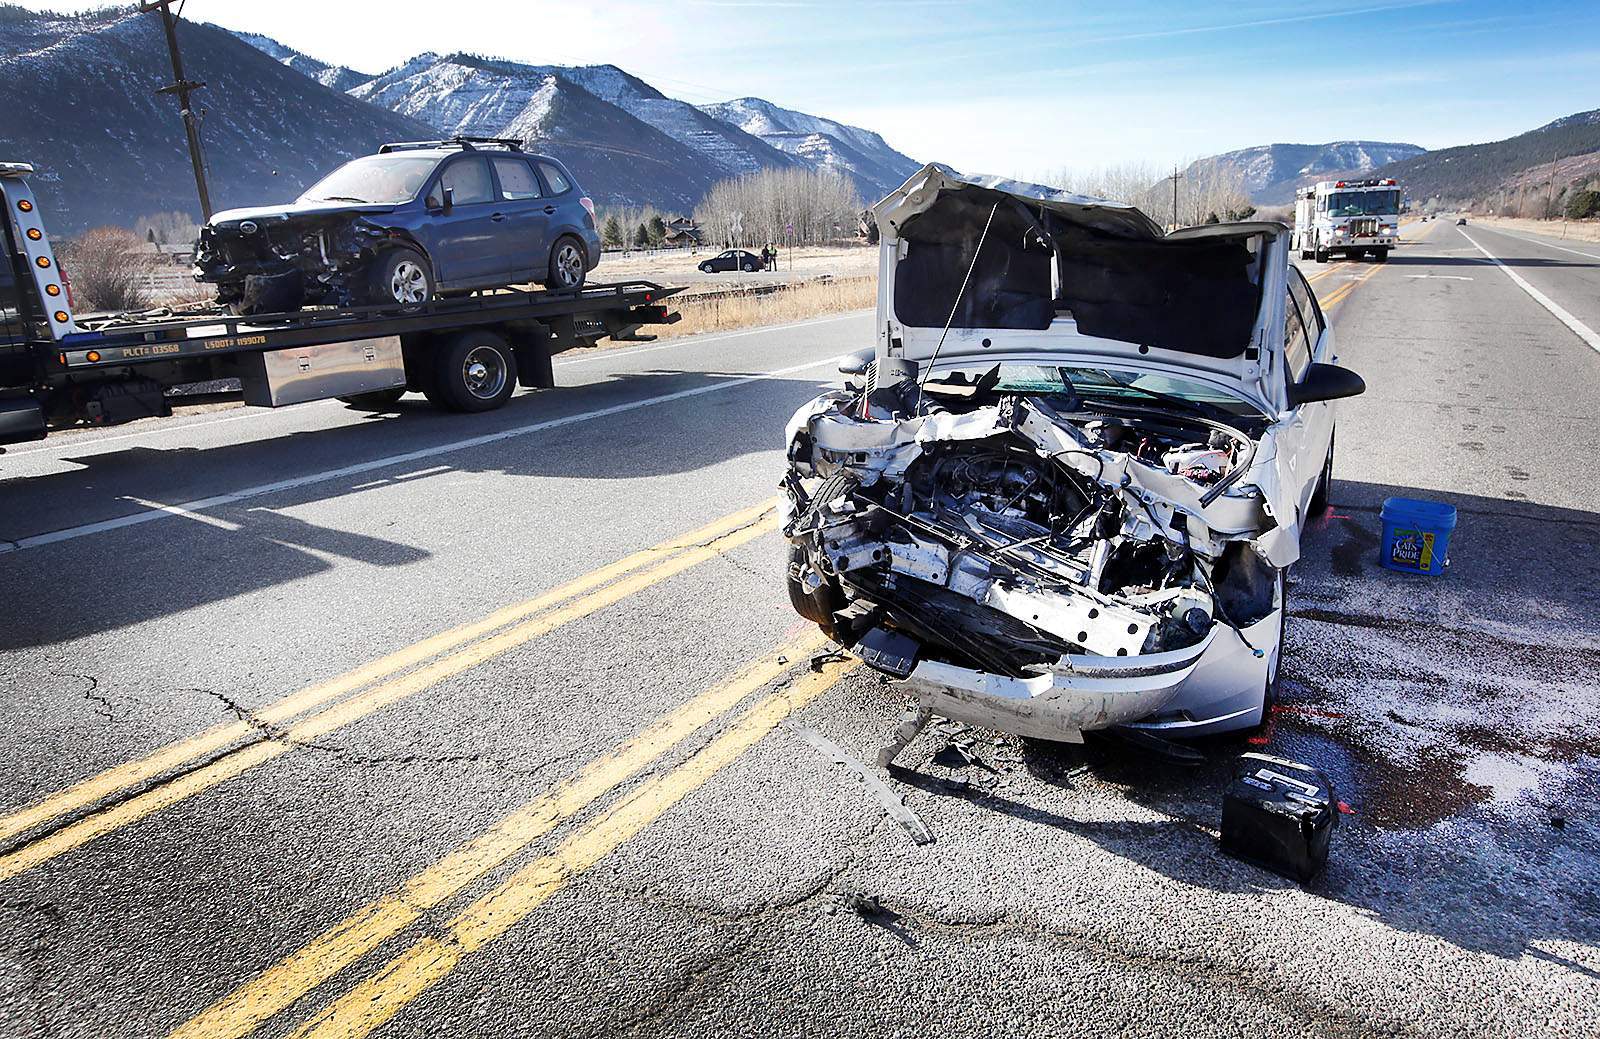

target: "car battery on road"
[1220,753,1338,883]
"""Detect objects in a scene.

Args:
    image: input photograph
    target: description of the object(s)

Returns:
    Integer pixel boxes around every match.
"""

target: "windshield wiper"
[312,196,370,204]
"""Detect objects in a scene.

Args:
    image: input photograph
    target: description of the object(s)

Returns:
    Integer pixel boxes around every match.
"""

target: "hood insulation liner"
[893,185,1264,358]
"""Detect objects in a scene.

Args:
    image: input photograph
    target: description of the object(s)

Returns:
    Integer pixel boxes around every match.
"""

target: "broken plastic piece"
[876,705,933,768]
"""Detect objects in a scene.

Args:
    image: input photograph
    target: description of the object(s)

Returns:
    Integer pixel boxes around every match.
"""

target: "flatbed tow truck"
[0,161,681,447]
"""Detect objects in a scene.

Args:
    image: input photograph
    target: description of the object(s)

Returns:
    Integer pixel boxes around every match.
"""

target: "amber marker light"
[17,199,33,212]
[36,256,50,268]
[55,311,70,323]
[85,350,101,362]
[26,228,42,241]
[45,284,60,296]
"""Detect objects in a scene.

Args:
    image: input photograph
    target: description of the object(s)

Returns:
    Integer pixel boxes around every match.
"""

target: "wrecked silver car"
[783,165,1364,742]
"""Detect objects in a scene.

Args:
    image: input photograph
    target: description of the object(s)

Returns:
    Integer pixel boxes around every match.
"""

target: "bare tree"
[132,210,200,245]
[696,168,862,249]
[58,228,157,312]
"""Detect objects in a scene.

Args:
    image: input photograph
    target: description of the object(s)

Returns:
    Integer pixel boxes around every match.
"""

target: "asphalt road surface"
[1,220,1596,1038]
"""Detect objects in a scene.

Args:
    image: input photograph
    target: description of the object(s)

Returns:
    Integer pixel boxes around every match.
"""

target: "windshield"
[941,363,1263,419]
[299,155,438,205]
[1326,190,1399,217]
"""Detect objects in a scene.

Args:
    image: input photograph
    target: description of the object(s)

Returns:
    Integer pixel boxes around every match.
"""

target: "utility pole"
[140,0,213,220]
[1164,165,1183,230]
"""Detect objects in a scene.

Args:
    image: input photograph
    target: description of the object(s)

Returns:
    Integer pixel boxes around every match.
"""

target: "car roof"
[363,149,563,166]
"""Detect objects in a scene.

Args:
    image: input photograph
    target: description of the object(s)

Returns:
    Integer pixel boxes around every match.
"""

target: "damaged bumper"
[906,631,1216,742]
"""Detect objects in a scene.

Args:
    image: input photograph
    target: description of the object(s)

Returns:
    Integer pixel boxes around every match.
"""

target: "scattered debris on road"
[1220,752,1338,883]
[788,722,935,845]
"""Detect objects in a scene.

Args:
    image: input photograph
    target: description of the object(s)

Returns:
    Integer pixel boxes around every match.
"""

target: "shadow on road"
[893,477,1600,972]
[0,370,829,649]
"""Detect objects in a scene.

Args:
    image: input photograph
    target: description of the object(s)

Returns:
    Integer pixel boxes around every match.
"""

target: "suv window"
[1288,267,1324,345]
[440,157,494,206]
[537,161,572,195]
[493,158,542,201]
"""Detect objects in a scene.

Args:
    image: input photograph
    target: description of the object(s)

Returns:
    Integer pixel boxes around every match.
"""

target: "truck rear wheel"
[1372,247,1389,262]
[424,329,519,413]
[1314,247,1330,263]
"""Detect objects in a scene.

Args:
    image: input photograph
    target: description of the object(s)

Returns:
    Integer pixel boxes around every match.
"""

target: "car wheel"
[337,388,406,409]
[1249,569,1289,731]
[424,329,519,413]
[548,236,587,290]
[370,247,434,306]
[743,262,757,272]
[1308,431,1335,515]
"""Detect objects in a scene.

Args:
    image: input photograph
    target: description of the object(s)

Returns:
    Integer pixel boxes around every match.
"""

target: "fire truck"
[1,161,680,447]
[1293,177,1402,264]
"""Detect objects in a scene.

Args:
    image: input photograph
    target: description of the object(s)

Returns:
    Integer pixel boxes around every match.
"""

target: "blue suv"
[194,138,602,313]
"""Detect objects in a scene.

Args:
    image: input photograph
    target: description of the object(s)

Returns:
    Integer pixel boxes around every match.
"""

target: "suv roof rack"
[378,136,525,154]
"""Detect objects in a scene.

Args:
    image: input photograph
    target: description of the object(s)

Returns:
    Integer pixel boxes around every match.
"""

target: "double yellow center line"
[171,635,854,1039]
[0,499,782,882]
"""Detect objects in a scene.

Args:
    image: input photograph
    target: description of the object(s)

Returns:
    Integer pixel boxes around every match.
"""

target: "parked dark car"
[698,249,762,274]
[193,138,602,314]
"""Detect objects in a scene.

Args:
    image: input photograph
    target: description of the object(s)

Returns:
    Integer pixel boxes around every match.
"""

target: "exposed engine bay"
[193,213,404,313]
[784,365,1281,687]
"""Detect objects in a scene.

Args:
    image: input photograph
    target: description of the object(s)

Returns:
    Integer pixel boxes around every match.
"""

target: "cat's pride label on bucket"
[1388,528,1435,571]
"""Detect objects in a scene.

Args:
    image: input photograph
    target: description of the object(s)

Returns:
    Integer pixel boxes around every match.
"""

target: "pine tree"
[647,214,667,246]
[632,223,650,248]
[601,214,623,249]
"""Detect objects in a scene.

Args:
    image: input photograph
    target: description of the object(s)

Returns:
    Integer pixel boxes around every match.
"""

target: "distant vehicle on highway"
[698,249,763,273]
[783,164,1365,749]
[194,137,602,314]
[1294,178,1402,263]
[1456,217,1468,225]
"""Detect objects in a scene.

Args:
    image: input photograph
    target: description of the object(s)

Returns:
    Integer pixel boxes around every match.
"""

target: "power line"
[140,0,213,220]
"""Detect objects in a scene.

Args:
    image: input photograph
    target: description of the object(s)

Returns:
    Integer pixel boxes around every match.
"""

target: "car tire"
[742,262,757,272]
[423,329,519,413]
[1308,431,1334,515]
[337,388,406,409]
[546,236,587,290]
[369,247,434,306]
[1259,569,1288,722]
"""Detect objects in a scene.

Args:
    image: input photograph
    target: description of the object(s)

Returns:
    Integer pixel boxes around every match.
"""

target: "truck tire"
[368,247,435,306]
[1372,247,1389,262]
[1314,246,1330,264]
[424,329,519,413]
[337,388,406,409]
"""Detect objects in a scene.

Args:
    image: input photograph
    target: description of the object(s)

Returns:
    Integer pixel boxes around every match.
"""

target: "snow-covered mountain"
[700,97,920,202]
[0,8,433,232]
[1185,141,1427,205]
[233,31,373,93]
[347,53,739,208]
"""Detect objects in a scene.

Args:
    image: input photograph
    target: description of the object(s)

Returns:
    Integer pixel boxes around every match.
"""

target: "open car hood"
[874,164,1291,416]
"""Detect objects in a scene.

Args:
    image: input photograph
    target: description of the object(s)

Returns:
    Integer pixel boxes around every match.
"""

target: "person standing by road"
[763,244,775,271]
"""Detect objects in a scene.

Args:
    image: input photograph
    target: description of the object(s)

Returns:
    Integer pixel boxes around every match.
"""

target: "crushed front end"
[782,368,1284,742]
[193,210,396,313]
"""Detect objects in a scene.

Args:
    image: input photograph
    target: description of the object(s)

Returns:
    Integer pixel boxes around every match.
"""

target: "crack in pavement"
[201,689,572,776]
[53,672,113,723]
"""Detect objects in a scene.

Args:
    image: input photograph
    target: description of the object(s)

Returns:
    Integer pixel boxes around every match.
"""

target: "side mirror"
[1288,362,1365,406]
[837,349,873,377]
[428,186,453,212]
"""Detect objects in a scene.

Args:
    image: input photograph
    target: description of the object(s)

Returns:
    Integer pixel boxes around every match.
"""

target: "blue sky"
[19,0,1600,175]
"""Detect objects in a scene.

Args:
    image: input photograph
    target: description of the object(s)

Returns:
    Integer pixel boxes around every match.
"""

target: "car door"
[1281,267,1334,517]
[490,156,548,280]
[425,156,503,286]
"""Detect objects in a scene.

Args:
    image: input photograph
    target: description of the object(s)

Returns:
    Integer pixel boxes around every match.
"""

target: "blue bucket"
[1379,497,1457,575]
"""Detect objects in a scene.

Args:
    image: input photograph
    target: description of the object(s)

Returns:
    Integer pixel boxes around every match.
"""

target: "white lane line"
[0,355,843,556]
[1,311,870,459]
[1474,225,1600,262]
[1405,274,1474,281]
[1459,230,1600,357]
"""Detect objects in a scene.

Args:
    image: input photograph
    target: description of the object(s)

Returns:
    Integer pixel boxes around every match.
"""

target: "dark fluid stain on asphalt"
[1330,515,1380,577]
